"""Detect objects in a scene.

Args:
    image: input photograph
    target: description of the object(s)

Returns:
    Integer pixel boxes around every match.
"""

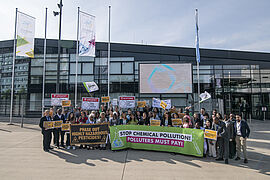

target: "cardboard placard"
[62,100,71,107]
[61,123,70,131]
[204,129,217,140]
[172,119,183,126]
[160,100,167,110]
[137,101,146,108]
[150,120,161,126]
[54,120,63,128]
[43,121,54,129]
[101,96,110,103]
[178,113,185,119]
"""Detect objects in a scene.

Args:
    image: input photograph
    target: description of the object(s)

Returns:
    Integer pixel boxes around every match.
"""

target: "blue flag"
[195,9,200,63]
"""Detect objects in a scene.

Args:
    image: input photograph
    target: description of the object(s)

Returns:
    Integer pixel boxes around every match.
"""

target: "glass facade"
[0,39,269,119]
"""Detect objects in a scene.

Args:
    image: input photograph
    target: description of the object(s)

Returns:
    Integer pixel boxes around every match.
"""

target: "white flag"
[200,91,211,102]
[16,11,35,58]
[79,11,95,57]
[83,82,99,93]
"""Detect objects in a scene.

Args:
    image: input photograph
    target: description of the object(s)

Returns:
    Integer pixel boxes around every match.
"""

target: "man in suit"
[53,109,65,148]
[213,116,229,164]
[234,114,250,163]
[39,110,53,152]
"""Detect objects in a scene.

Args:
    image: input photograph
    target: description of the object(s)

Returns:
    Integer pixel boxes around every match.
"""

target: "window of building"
[122,62,133,74]
[70,63,81,74]
[82,63,93,74]
[110,62,121,74]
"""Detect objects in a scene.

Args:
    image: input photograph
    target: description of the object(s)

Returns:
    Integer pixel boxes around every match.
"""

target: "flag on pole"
[199,91,211,103]
[195,9,200,63]
[83,82,99,93]
[79,11,95,57]
[16,11,35,58]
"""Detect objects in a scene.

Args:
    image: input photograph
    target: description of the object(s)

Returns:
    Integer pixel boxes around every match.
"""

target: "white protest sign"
[51,94,69,106]
[152,98,171,109]
[119,96,135,109]
[81,97,100,110]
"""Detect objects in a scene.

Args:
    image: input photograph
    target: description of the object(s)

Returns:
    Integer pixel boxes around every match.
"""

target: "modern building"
[0,38,269,119]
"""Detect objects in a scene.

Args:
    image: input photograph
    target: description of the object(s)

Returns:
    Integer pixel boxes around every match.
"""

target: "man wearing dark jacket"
[234,115,250,163]
[39,110,53,152]
[53,109,65,148]
[213,116,229,164]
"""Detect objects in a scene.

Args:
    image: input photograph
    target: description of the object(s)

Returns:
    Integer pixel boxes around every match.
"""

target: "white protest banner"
[79,11,95,57]
[51,94,69,106]
[152,98,171,109]
[81,97,99,110]
[83,82,99,93]
[16,11,35,58]
[119,96,135,109]
[112,99,118,106]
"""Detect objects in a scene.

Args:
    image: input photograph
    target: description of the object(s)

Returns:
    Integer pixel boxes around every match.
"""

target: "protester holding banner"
[66,112,76,150]
[78,111,89,124]
[39,110,53,152]
[128,113,138,125]
[53,109,65,148]
[213,116,229,164]
[109,112,119,126]
[86,114,96,124]
[119,112,128,125]
[161,112,172,127]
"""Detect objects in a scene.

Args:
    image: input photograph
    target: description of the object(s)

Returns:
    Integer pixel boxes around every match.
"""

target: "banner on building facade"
[51,94,69,106]
[119,96,136,109]
[110,125,204,157]
[16,11,35,58]
[81,97,100,110]
[70,123,109,145]
[79,11,95,57]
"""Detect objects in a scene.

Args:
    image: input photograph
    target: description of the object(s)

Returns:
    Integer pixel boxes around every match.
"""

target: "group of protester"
[39,104,250,164]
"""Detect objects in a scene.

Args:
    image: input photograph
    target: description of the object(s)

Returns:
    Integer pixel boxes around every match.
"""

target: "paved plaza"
[0,119,269,180]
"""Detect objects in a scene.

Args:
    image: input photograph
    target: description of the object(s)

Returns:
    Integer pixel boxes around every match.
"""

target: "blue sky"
[0,0,269,52]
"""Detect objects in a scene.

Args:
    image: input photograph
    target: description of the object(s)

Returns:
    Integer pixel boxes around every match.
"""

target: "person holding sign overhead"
[39,110,53,152]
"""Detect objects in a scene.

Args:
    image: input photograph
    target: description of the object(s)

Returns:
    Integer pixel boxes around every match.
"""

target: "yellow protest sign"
[172,119,183,126]
[62,100,71,107]
[101,96,110,103]
[53,120,63,128]
[43,121,54,129]
[150,120,161,126]
[137,101,146,108]
[61,123,70,131]
[160,100,167,110]
[178,113,185,119]
[204,129,217,140]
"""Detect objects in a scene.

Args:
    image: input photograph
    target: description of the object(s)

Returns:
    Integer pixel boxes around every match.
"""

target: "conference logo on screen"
[140,64,192,94]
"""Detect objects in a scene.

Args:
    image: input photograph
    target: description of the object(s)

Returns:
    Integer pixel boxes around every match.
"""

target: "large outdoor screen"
[140,64,192,94]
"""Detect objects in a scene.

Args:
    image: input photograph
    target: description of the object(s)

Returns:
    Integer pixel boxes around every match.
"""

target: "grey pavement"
[0,120,269,180]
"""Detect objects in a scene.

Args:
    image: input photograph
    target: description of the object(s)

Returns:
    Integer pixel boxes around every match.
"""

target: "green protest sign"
[110,125,204,157]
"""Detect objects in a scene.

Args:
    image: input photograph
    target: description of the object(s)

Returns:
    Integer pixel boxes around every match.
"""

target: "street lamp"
[54,0,63,93]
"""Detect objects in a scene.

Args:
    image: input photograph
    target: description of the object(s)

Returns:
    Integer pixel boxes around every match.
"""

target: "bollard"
[21,102,24,128]
[249,113,251,125]
[264,111,266,122]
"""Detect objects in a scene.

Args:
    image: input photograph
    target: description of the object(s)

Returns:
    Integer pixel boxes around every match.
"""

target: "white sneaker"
[66,146,70,150]
[72,146,76,150]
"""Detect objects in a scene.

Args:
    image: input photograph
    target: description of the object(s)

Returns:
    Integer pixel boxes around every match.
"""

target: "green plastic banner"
[110,125,204,157]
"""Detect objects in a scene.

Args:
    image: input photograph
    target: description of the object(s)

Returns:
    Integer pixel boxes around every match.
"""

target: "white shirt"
[236,121,241,136]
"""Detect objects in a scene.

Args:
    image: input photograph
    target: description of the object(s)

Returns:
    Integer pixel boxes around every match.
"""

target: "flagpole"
[195,9,200,112]
[42,8,48,116]
[107,6,111,104]
[75,7,80,108]
[9,8,18,125]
